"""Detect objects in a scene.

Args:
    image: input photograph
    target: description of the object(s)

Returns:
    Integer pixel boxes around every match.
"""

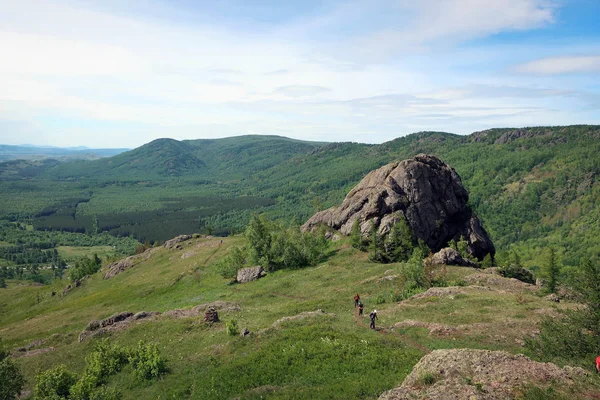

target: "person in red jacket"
[353,293,360,308]
[596,356,600,373]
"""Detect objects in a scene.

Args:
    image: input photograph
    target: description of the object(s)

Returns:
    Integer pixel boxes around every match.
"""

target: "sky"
[1,0,599,148]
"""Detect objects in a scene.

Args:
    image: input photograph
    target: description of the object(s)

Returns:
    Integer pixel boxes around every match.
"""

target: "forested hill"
[43,135,327,180]
[1,125,599,268]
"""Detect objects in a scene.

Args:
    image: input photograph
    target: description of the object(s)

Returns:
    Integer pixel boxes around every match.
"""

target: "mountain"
[0,144,129,161]
[0,125,599,267]
[44,135,326,180]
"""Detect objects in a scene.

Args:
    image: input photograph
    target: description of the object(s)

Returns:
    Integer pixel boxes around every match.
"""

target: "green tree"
[368,222,385,263]
[0,276,5,289]
[350,219,365,251]
[245,215,272,268]
[526,258,600,366]
[0,338,24,400]
[543,248,560,294]
[384,216,415,263]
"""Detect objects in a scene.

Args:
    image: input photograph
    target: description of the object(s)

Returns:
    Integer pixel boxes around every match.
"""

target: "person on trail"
[358,301,364,316]
[596,355,600,374]
[369,310,377,329]
[354,293,360,307]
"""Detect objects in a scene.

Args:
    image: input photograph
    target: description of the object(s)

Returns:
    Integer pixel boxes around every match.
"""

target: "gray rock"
[236,266,265,283]
[545,293,560,303]
[302,154,495,260]
[164,234,193,249]
[429,247,478,267]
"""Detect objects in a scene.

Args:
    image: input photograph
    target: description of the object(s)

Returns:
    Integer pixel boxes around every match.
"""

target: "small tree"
[368,222,385,263]
[384,216,415,263]
[526,258,600,366]
[350,219,366,251]
[543,248,560,294]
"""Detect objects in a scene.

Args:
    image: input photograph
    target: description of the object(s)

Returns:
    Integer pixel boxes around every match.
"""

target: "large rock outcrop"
[378,349,587,400]
[301,154,494,260]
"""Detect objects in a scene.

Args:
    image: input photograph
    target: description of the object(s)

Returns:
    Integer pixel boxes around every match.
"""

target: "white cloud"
[274,85,331,97]
[515,56,600,74]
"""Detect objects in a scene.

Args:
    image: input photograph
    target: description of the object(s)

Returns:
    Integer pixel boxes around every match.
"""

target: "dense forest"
[0,126,599,274]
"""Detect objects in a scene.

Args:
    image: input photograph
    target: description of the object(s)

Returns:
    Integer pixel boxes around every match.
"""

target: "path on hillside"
[354,310,431,354]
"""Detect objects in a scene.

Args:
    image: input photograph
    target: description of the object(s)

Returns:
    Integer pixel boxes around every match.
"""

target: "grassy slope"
[1,236,596,399]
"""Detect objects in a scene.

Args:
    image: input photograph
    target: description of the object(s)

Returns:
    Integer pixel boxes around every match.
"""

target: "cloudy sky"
[1,0,599,148]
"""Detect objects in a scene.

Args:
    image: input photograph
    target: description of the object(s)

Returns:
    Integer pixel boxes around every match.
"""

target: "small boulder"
[85,320,101,332]
[203,307,219,323]
[545,293,560,303]
[240,328,251,337]
[428,247,478,267]
[236,266,265,283]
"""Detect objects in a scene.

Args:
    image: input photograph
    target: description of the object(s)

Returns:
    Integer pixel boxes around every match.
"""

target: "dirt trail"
[354,310,430,354]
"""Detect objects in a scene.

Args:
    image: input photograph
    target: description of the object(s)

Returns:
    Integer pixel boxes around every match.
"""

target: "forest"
[0,125,599,283]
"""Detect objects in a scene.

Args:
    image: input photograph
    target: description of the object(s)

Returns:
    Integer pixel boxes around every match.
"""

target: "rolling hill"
[0,125,599,268]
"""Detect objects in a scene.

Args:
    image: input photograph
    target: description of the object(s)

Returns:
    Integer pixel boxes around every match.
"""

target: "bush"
[34,365,77,400]
[525,258,600,366]
[128,341,167,380]
[374,294,386,305]
[0,341,25,400]
[226,319,239,336]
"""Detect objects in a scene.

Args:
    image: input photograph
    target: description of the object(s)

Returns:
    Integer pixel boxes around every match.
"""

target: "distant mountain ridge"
[0,144,129,161]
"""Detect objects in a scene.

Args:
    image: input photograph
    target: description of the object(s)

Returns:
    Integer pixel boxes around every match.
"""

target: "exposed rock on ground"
[163,301,241,318]
[302,154,494,260]
[463,272,536,293]
[428,247,478,267]
[78,302,241,341]
[271,309,335,329]
[164,234,193,249]
[79,311,160,342]
[236,266,266,283]
[379,349,587,400]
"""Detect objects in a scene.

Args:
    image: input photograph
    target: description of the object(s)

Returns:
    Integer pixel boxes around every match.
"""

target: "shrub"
[226,319,239,336]
[374,294,386,304]
[417,372,436,386]
[128,341,167,380]
[33,365,77,400]
[0,339,25,400]
[525,258,600,367]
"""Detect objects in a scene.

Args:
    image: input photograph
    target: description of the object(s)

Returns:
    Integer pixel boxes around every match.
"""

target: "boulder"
[428,248,478,267]
[236,266,265,283]
[302,154,494,260]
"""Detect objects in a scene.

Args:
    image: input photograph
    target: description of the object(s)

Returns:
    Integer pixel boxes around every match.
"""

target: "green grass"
[57,246,116,261]
[1,236,597,399]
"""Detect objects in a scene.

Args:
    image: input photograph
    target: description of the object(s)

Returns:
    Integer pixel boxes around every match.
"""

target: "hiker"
[358,301,364,316]
[596,355,600,374]
[353,293,360,307]
[369,310,377,329]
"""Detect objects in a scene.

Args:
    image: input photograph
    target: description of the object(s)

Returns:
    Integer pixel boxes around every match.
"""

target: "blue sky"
[1,0,599,148]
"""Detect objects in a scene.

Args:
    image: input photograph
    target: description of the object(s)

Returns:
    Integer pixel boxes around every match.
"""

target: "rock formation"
[236,266,265,283]
[428,247,477,267]
[301,154,494,260]
[379,349,587,400]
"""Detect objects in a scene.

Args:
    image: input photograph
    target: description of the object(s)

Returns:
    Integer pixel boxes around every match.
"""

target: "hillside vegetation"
[1,235,598,399]
[0,125,599,272]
